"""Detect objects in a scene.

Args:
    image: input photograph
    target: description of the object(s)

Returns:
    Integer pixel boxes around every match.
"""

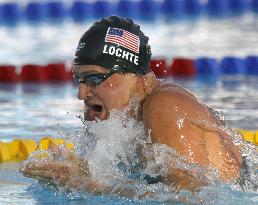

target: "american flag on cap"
[105,27,140,54]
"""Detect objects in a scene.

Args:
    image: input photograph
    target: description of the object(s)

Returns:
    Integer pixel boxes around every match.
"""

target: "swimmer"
[20,16,242,193]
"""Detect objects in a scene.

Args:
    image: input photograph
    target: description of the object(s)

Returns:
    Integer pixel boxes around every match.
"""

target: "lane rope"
[0,130,257,163]
[0,137,73,163]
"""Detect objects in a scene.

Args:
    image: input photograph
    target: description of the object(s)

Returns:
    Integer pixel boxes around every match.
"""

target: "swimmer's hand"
[19,143,105,193]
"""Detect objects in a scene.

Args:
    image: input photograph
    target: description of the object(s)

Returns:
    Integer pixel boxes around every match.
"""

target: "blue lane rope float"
[195,57,220,76]
[45,1,66,22]
[251,0,258,13]
[184,0,202,17]
[92,0,113,20]
[70,1,92,23]
[220,57,246,75]
[1,2,21,25]
[161,0,185,20]
[24,2,46,22]
[116,0,139,19]
[0,132,256,163]
[244,56,258,75]
[138,0,160,21]
[228,0,248,15]
[1,0,258,25]
[206,0,230,17]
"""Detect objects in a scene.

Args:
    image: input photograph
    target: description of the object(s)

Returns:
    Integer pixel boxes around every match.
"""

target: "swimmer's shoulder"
[143,83,198,111]
[142,82,215,127]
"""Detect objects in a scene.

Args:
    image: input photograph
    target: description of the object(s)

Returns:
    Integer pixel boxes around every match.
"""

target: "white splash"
[24,104,258,203]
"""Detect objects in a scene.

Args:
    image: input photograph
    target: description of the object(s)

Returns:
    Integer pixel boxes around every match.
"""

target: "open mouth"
[91,104,103,113]
[84,103,104,121]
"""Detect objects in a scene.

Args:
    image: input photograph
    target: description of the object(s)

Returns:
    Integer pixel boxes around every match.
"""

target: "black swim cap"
[74,16,152,75]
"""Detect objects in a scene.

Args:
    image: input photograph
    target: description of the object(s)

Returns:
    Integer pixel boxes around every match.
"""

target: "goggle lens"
[73,66,130,87]
[73,73,107,87]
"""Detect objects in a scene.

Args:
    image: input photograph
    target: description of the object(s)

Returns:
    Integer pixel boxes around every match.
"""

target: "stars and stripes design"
[105,27,140,54]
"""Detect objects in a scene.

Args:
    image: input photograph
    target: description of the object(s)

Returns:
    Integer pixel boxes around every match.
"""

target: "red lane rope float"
[44,63,68,81]
[20,64,47,82]
[67,66,74,80]
[0,63,74,83]
[171,58,197,77]
[19,63,73,82]
[150,58,172,78]
[0,65,18,82]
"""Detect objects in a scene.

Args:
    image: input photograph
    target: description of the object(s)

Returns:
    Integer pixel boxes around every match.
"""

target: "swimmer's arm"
[21,160,154,198]
[142,90,214,191]
[19,144,145,197]
[164,168,207,192]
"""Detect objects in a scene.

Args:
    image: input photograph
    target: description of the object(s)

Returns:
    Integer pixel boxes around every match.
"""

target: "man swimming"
[20,16,242,193]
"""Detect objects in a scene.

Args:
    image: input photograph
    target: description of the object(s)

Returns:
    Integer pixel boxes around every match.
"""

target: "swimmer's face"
[74,65,143,121]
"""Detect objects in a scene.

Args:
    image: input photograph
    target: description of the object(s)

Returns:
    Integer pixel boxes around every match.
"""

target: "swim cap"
[74,16,152,75]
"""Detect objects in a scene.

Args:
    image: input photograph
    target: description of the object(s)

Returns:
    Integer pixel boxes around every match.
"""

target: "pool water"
[1,76,258,139]
[1,10,258,205]
[0,76,258,205]
[1,13,258,66]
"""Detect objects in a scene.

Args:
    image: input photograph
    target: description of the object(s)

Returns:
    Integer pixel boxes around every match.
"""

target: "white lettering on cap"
[116,48,122,57]
[109,46,116,55]
[134,55,139,66]
[122,50,129,60]
[76,42,86,52]
[102,44,139,66]
[103,45,108,54]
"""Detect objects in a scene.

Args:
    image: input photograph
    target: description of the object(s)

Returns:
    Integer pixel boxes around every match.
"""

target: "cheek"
[97,78,134,110]
[104,85,130,109]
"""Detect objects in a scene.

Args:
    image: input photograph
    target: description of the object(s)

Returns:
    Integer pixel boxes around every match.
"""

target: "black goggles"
[73,66,130,87]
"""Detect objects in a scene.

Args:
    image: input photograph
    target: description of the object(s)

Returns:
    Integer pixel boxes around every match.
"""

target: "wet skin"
[20,65,242,193]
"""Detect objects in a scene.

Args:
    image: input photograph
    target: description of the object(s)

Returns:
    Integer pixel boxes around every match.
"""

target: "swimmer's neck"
[140,73,161,98]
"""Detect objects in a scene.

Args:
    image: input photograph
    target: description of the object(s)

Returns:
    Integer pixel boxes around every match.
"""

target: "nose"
[78,84,93,100]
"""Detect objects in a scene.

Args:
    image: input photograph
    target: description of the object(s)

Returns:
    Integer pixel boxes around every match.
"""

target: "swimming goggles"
[73,66,130,87]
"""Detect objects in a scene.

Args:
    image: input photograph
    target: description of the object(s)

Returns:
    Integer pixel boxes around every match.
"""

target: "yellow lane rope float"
[0,130,257,163]
[0,138,73,163]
